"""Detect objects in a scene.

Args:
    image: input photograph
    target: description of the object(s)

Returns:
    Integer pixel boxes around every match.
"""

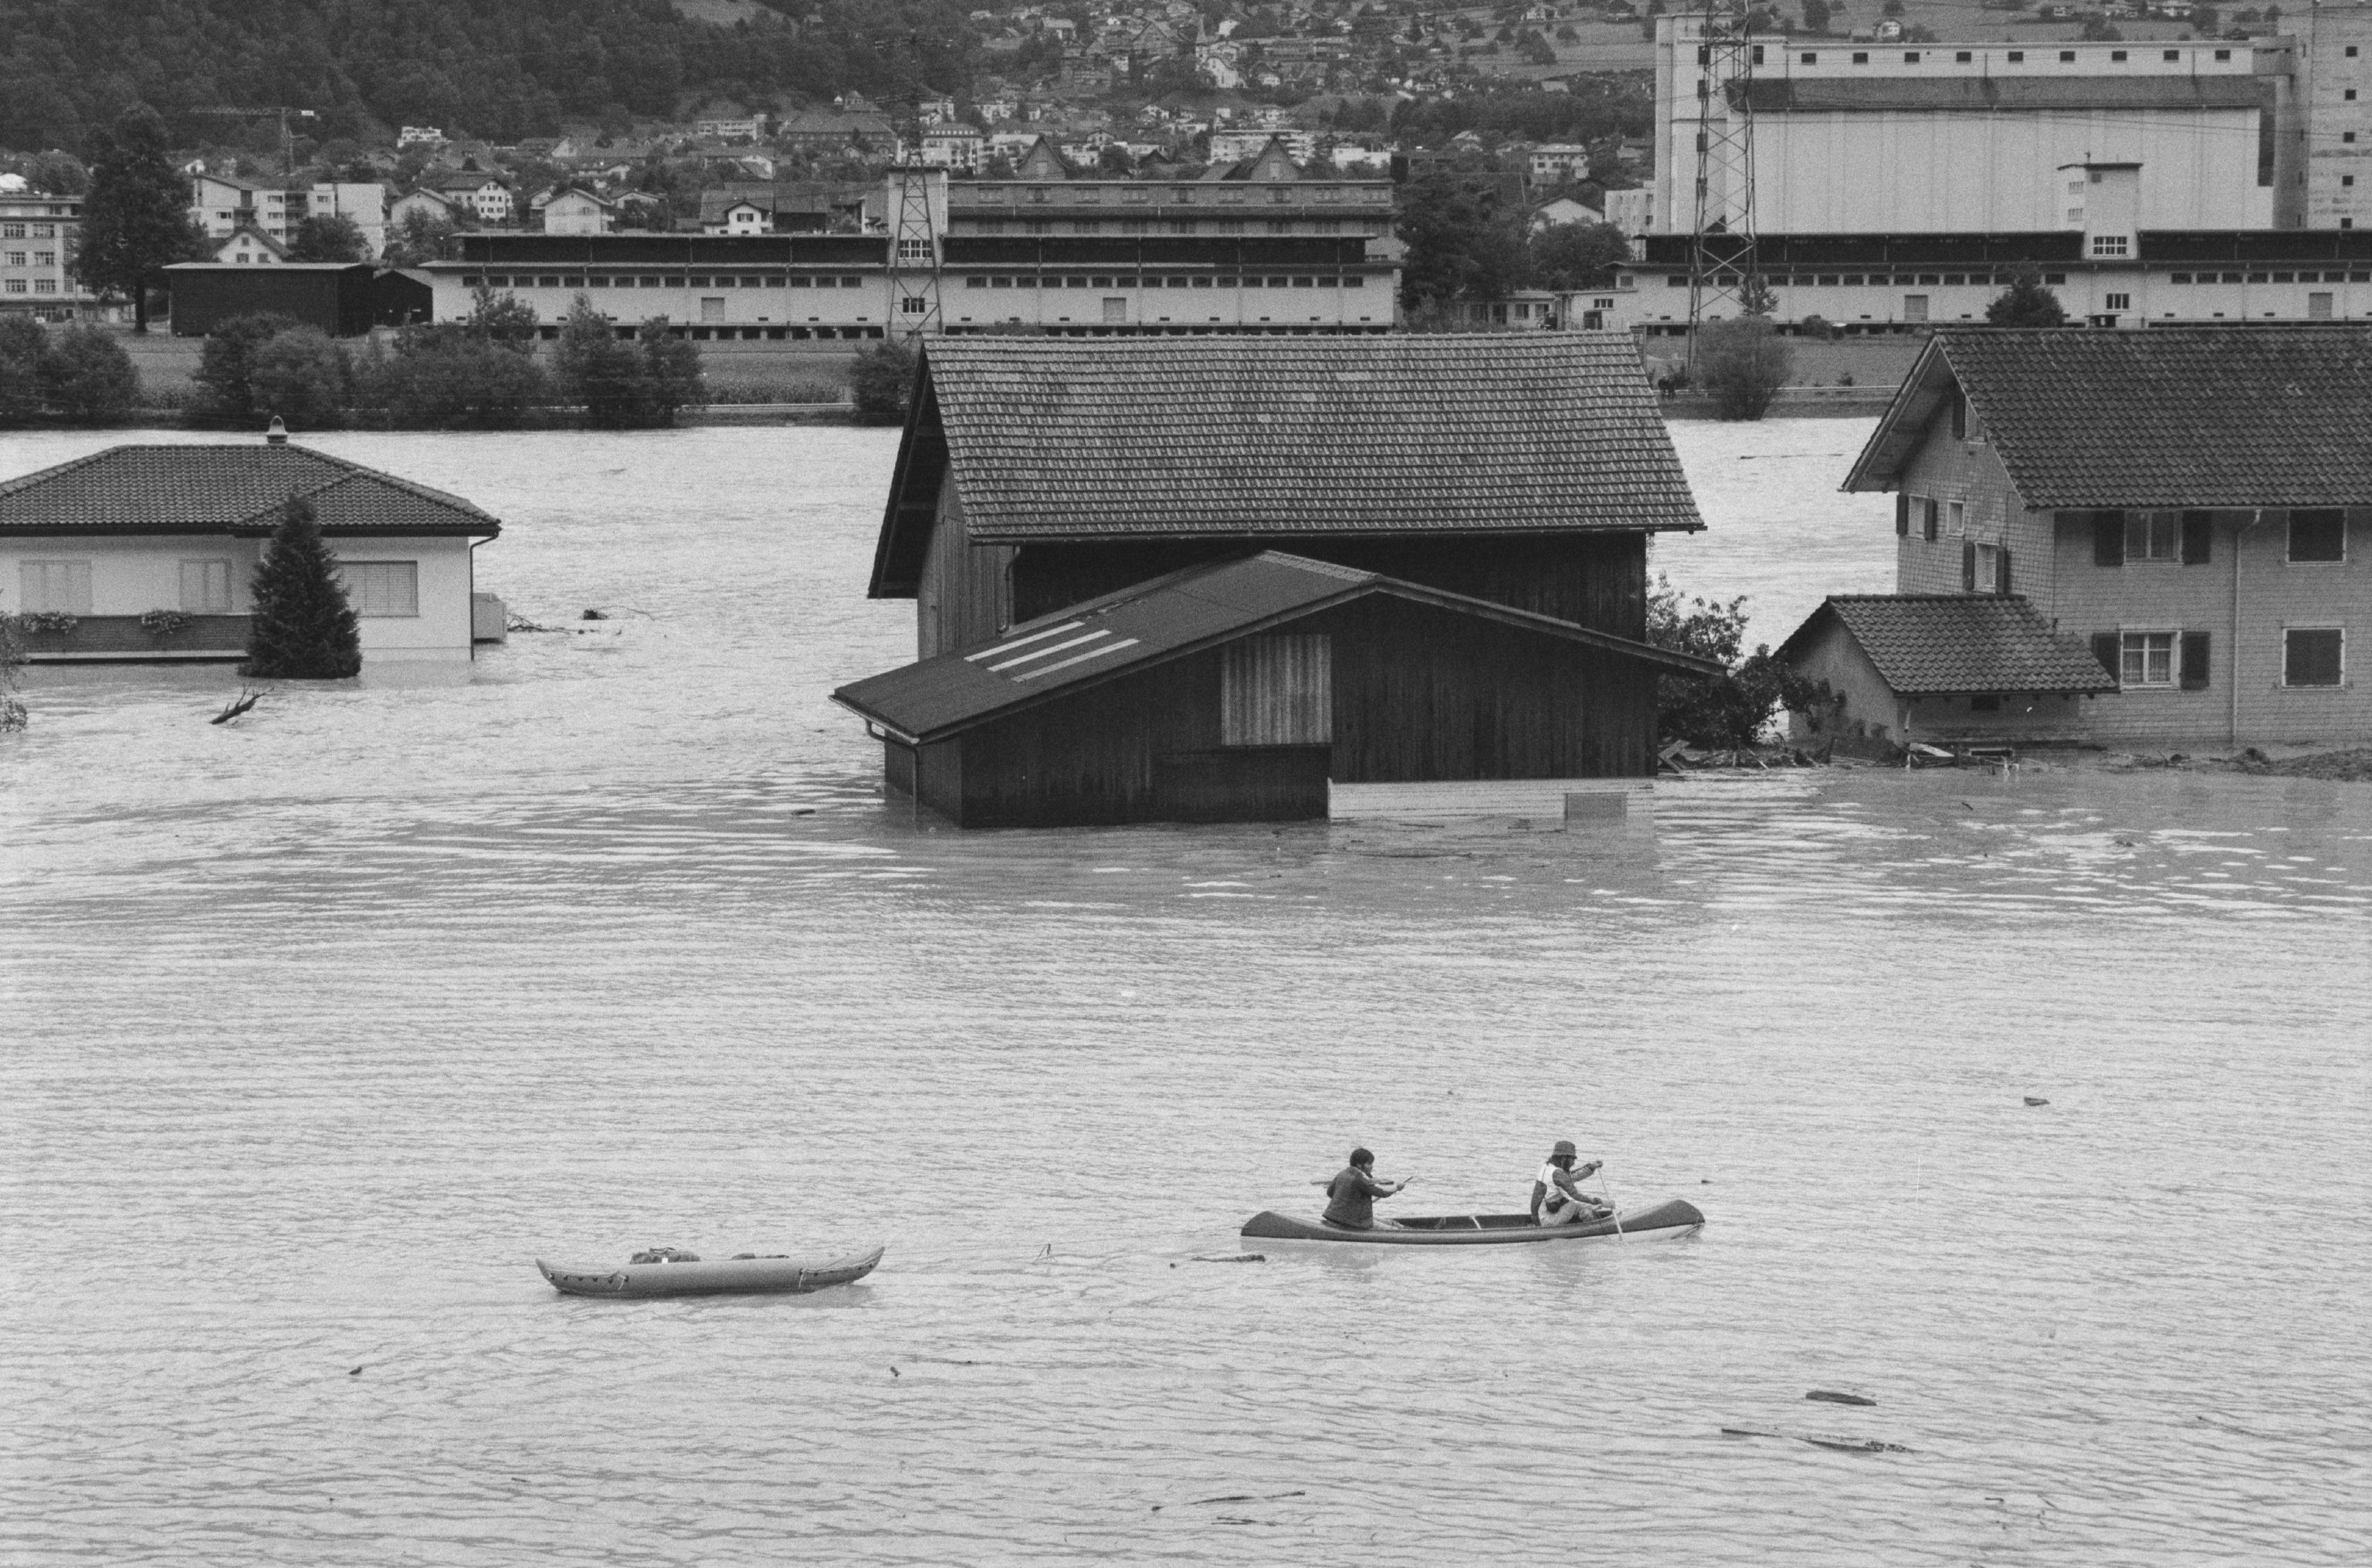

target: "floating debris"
[2025,1096,2051,1106]
[1723,1425,1913,1454]
[1806,1390,1876,1407]
[209,688,262,726]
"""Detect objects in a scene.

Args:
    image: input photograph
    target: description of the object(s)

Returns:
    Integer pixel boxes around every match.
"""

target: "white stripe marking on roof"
[1010,638,1141,682]
[988,629,1110,672]
[965,621,1084,662]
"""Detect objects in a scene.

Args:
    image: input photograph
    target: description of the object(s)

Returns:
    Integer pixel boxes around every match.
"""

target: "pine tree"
[242,499,362,679]
[75,107,212,334]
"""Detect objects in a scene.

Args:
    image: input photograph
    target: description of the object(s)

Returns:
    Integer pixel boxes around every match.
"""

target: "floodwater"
[4,422,2367,1566]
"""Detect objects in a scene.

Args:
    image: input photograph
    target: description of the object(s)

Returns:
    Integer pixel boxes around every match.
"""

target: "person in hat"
[1320,1146,1408,1231]
[1531,1140,1608,1227]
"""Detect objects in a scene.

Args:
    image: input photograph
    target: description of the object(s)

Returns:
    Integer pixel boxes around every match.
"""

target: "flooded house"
[1784,326,2372,750]
[832,335,1720,827]
[0,428,500,665]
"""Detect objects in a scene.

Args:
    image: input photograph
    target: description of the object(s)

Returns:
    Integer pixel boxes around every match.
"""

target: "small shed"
[833,552,1718,828]
[371,269,434,327]
[164,262,378,337]
[1777,594,2118,753]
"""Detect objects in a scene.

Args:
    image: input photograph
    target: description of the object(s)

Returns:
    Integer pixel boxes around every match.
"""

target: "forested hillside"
[0,0,978,151]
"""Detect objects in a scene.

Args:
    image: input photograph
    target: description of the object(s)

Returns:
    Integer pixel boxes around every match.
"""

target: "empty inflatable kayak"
[1241,1198,1704,1246]
[537,1245,884,1298]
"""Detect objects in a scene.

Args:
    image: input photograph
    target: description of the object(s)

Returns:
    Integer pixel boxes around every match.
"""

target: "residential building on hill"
[210,224,288,264]
[188,178,388,256]
[1790,326,2372,747]
[539,188,616,235]
[835,335,1717,827]
[0,434,500,665]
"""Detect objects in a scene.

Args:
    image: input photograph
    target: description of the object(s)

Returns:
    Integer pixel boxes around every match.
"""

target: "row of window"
[2167,269,2372,283]
[2,279,59,293]
[1795,46,2235,66]
[0,223,61,238]
[2,252,59,266]
[466,273,870,290]
[2089,508,2348,566]
[2099,628,2346,690]
[18,560,418,617]
[1665,271,2069,289]
[967,219,1367,235]
[978,185,1384,205]
[964,273,1364,290]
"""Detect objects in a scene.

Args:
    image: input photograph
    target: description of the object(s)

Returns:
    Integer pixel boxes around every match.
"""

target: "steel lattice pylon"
[1686,4,1759,371]
[884,164,944,340]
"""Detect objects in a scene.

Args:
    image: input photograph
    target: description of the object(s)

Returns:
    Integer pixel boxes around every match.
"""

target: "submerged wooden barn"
[837,336,1717,827]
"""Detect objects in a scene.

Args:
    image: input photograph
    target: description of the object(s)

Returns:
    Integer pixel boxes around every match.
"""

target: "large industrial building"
[1652,6,2372,239]
[1607,5,2372,333]
[418,143,1401,340]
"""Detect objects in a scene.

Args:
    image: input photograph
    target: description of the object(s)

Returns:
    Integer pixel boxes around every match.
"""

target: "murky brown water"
[5,424,2368,1565]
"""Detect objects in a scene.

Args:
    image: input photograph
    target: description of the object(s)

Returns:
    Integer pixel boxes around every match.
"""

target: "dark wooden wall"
[900,595,1658,827]
[1324,597,1658,782]
[1008,533,1649,638]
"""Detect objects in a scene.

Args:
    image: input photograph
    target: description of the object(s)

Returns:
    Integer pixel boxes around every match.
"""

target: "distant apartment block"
[0,191,101,319]
[188,176,387,256]
[696,115,770,141]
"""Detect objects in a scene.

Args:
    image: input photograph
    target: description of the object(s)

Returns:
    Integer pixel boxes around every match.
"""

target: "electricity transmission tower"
[883,34,945,340]
[1685,2,1759,371]
[187,107,319,177]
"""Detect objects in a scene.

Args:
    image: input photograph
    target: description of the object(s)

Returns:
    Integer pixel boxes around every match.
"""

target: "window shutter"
[1895,493,1909,537]
[2180,630,2211,690]
[1923,498,1940,541]
[2091,632,2120,678]
[2181,510,2212,565]
[2092,511,2125,567]
[1961,540,1977,591]
[1996,547,2013,596]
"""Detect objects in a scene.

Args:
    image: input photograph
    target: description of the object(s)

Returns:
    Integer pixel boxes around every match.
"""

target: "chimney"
[266,416,288,445]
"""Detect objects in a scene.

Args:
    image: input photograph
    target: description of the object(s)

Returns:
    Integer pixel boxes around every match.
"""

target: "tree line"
[1,0,981,151]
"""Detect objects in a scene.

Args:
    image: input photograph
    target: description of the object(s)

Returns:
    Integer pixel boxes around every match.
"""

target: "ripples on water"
[4,426,2367,1566]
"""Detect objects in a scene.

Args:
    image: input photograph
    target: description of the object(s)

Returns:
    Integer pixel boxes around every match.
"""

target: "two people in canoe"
[1320,1140,1609,1231]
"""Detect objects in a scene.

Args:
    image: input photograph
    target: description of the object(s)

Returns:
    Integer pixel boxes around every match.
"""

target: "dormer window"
[2092,235,2130,257]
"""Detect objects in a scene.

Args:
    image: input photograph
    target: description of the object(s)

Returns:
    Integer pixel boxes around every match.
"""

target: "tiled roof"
[0,445,501,537]
[889,334,1696,569]
[835,550,1719,743]
[1780,594,2117,696]
[1847,327,2372,507]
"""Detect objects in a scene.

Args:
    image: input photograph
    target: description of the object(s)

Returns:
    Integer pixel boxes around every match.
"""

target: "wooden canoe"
[536,1245,885,1298]
[1240,1197,1704,1246]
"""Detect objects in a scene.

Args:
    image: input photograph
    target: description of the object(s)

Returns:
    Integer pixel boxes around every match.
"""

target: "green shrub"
[191,313,300,423]
[39,325,141,422]
[246,326,349,429]
[357,327,547,429]
[1693,317,1793,422]
[849,338,917,418]
[1647,571,1820,747]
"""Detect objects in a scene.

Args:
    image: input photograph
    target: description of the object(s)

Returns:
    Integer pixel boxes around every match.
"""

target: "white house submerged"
[1,430,500,665]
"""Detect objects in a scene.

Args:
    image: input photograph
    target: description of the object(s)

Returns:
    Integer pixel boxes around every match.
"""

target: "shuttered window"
[2289,510,2345,563]
[2284,629,2343,688]
[347,561,419,618]
[1922,498,1940,542]
[1221,633,1331,746]
[2181,511,2214,566]
[2091,511,2125,567]
[20,559,92,614]
[2180,630,2211,691]
[1894,493,1909,537]
[179,559,232,613]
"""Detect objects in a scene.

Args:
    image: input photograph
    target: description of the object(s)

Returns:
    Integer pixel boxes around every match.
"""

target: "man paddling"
[1532,1140,1610,1227]
[1320,1147,1408,1231]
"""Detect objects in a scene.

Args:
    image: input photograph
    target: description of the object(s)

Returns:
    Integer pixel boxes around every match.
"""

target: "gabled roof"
[0,445,501,537]
[1778,594,2116,696]
[869,334,1702,597]
[835,550,1719,743]
[1846,327,2372,507]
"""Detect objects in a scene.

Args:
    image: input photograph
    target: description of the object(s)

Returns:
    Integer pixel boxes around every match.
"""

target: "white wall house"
[541,189,615,235]
[0,435,500,665]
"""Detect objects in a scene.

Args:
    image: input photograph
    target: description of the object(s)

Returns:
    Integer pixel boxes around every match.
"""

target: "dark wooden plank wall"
[1322,598,1658,782]
[917,482,1015,659]
[1007,533,1649,638]
[931,597,1658,825]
